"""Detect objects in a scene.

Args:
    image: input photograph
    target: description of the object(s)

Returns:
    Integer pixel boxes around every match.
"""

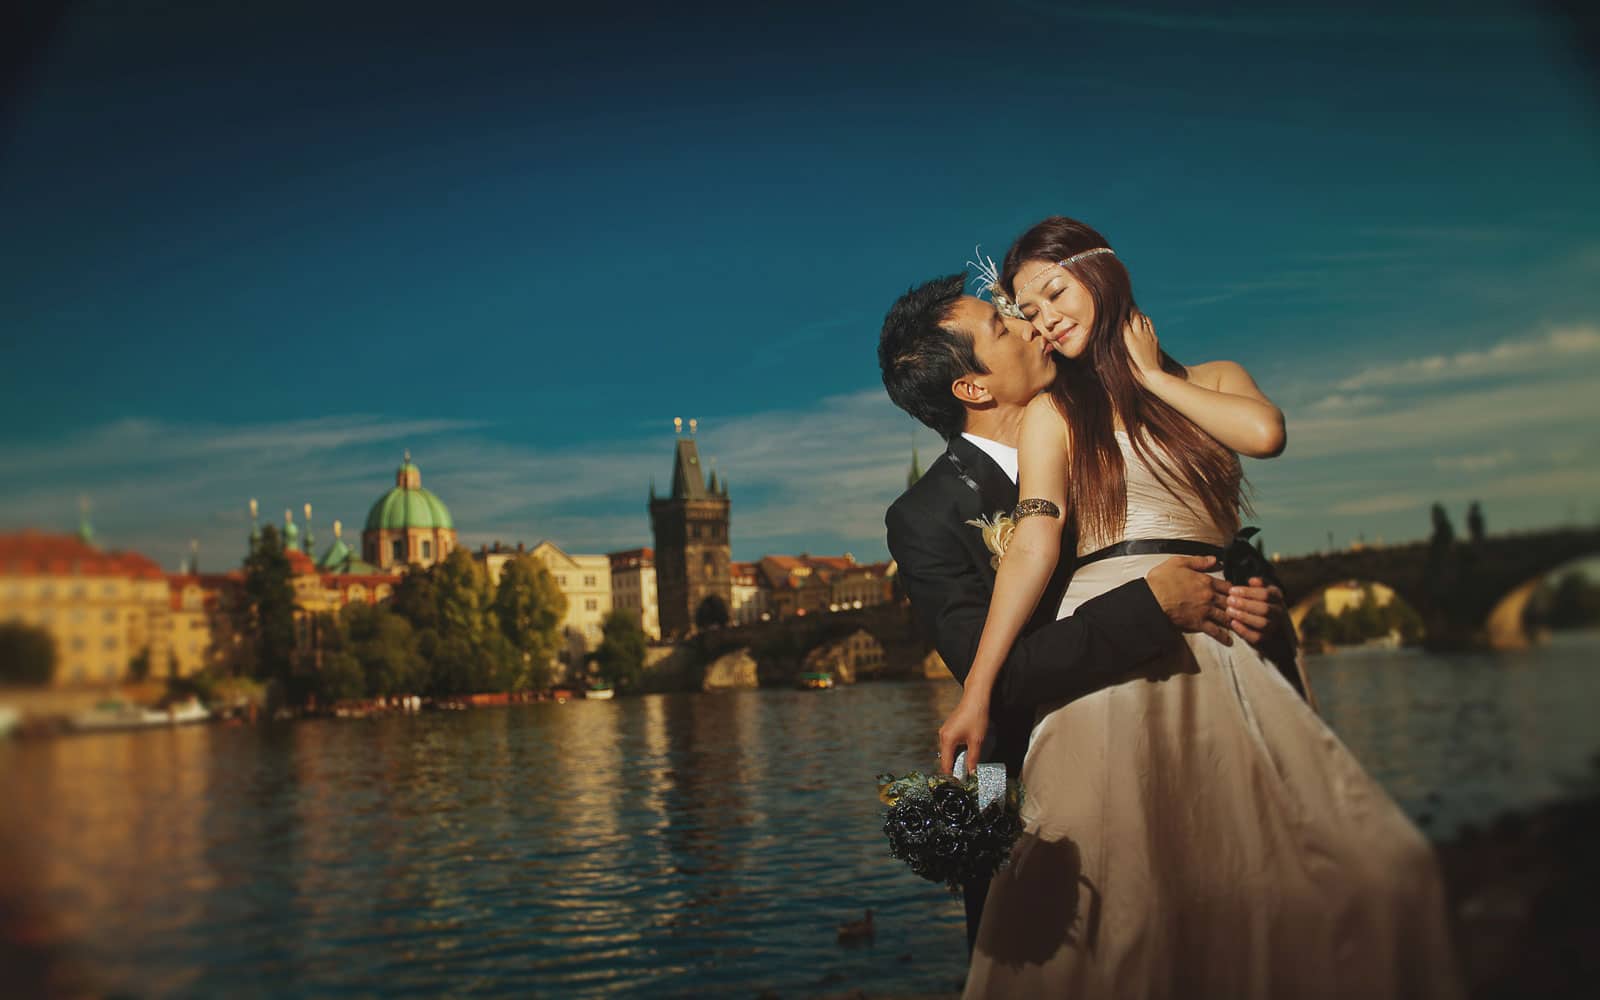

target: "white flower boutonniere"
[965,511,1016,571]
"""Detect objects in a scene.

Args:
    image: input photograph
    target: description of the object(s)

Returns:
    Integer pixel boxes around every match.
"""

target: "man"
[879,274,1296,952]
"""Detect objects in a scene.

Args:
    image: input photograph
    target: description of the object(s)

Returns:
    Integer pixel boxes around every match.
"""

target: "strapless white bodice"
[1075,430,1230,558]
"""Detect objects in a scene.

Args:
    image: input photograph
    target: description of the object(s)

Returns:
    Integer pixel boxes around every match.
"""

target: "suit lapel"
[946,435,1077,626]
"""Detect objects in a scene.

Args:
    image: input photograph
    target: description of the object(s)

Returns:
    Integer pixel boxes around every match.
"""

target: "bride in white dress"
[940,217,1463,999]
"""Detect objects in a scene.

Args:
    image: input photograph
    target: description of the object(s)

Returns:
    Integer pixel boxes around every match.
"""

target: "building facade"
[608,547,660,640]
[754,553,893,620]
[649,430,731,637]
[1,531,174,685]
[729,560,765,625]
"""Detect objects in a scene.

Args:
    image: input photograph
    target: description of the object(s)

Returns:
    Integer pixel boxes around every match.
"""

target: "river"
[2,632,1597,997]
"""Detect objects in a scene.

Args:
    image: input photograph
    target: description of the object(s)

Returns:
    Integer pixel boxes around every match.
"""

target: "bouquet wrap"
[876,752,1025,894]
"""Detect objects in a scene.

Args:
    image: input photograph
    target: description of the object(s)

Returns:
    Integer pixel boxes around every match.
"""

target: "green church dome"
[364,453,455,532]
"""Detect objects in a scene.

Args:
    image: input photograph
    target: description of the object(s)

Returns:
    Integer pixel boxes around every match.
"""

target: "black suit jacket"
[886,435,1183,775]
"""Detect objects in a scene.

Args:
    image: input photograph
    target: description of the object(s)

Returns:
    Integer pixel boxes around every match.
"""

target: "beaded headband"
[969,245,1117,317]
[1016,247,1117,297]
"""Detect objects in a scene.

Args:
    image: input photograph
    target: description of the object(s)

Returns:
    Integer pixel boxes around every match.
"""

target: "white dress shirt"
[961,432,1019,485]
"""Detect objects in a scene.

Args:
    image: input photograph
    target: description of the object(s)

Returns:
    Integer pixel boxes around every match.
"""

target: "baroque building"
[362,452,458,571]
[649,422,730,638]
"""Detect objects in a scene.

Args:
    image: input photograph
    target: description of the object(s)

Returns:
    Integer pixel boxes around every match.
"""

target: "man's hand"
[1146,555,1232,645]
[1227,576,1289,646]
[938,693,989,777]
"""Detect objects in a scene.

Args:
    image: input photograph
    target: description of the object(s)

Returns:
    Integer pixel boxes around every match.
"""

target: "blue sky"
[2,0,1597,569]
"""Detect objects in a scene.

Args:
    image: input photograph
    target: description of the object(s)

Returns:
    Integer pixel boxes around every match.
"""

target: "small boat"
[585,683,615,701]
[798,671,835,691]
[71,696,211,732]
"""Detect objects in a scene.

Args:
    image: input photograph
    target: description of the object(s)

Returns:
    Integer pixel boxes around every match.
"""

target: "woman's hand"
[1123,310,1163,384]
[939,692,990,776]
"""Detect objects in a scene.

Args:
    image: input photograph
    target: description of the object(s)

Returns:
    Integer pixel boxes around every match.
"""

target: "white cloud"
[1335,326,1600,391]
[1433,450,1516,473]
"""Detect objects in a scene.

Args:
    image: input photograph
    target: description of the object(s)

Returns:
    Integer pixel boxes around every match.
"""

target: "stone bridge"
[685,599,933,688]
[1272,527,1600,650]
[670,526,1597,687]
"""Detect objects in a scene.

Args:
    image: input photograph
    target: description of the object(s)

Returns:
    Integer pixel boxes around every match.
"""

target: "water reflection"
[2,635,1596,996]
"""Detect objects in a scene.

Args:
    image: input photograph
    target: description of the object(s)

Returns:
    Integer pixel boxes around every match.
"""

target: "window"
[585,599,598,611]
[583,575,596,587]
[557,576,568,587]
[392,539,404,562]
[421,540,432,560]
[71,637,85,651]
[104,637,118,651]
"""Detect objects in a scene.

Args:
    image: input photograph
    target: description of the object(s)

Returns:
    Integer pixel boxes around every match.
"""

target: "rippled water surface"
[3,633,1597,997]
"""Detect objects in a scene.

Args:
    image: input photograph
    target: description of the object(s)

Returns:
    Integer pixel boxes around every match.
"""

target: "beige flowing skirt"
[963,556,1463,999]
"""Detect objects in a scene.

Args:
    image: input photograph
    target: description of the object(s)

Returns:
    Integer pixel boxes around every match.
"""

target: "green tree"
[317,650,366,703]
[0,623,55,685]
[389,565,442,632]
[243,524,297,693]
[344,603,425,696]
[128,646,152,683]
[594,610,649,691]
[1466,501,1486,544]
[1429,503,1456,549]
[434,548,493,643]
[1544,571,1600,628]
[492,555,566,690]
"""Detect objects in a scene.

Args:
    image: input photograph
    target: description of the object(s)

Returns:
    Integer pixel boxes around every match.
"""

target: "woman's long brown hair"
[1001,216,1246,544]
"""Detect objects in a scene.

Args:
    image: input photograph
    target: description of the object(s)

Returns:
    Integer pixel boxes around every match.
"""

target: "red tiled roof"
[0,531,166,579]
[608,547,654,568]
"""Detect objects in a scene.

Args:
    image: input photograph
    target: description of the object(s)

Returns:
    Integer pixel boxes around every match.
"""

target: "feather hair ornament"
[966,246,1026,320]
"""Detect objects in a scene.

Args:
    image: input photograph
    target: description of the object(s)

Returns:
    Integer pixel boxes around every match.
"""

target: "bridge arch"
[1272,527,1600,651]
[1484,555,1600,650]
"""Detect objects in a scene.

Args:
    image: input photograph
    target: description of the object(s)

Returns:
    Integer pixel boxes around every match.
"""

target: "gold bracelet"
[1013,498,1061,521]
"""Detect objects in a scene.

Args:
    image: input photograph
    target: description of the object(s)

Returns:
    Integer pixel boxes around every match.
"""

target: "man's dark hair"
[878,274,987,440]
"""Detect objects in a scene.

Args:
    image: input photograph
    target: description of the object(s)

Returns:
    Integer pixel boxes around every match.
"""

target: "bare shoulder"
[1187,359,1256,391]
[1022,390,1070,431]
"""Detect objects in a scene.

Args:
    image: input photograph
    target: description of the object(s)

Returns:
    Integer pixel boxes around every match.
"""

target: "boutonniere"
[965,511,1015,570]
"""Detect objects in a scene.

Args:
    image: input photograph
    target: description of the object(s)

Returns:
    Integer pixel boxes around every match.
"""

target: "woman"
[944,217,1461,998]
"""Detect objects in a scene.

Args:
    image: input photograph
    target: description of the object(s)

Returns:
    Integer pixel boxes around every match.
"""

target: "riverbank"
[1436,780,1600,998]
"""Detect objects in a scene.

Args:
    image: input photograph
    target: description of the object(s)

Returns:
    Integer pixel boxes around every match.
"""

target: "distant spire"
[333,519,342,539]
[689,417,698,436]
[77,495,94,546]
[673,417,683,436]
[303,502,315,554]
[284,507,299,546]
[908,445,923,488]
[249,498,260,544]
[189,538,199,575]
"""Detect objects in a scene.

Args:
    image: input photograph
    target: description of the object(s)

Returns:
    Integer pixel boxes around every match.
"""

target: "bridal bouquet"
[876,761,1025,894]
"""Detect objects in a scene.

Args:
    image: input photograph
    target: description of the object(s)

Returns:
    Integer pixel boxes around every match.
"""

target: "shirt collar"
[960,432,1018,484]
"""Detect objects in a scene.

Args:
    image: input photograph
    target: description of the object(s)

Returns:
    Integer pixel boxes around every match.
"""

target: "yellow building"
[529,541,613,651]
[1,531,176,686]
[1321,580,1396,615]
[608,547,660,640]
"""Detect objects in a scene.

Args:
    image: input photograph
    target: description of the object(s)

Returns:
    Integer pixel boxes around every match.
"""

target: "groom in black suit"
[879,275,1295,951]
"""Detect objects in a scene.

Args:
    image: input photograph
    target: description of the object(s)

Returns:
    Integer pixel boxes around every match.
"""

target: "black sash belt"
[1075,538,1225,569]
[1076,528,1279,589]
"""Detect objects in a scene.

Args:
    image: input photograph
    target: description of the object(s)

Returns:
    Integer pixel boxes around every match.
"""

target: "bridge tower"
[650,419,731,639]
